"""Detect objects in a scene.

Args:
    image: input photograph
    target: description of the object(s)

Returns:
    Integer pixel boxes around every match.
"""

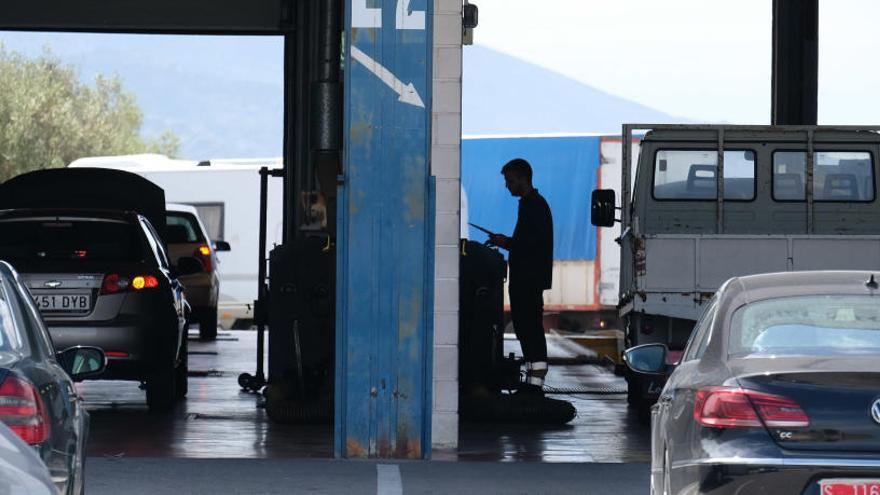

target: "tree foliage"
[0,45,180,181]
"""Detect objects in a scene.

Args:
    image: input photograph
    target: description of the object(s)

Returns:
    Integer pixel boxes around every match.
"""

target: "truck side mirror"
[591,189,617,227]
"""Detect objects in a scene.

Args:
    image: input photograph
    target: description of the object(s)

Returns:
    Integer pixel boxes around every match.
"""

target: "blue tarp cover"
[462,135,600,261]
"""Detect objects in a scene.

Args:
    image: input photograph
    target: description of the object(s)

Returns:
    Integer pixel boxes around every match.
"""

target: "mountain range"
[0,32,681,158]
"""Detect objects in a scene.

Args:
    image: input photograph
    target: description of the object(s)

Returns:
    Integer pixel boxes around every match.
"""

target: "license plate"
[32,294,91,311]
[821,479,880,495]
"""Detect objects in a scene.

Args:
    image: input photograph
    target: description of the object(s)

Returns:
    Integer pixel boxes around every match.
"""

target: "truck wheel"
[627,382,639,405]
[146,363,177,412]
[175,337,189,399]
[625,372,639,405]
[199,309,218,341]
[637,401,652,425]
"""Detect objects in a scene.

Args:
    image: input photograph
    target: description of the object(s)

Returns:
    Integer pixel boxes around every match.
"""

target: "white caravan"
[69,154,284,329]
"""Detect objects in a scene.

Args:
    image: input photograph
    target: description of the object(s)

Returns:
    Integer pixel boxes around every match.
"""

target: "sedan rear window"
[730,295,880,357]
[0,219,144,263]
[165,213,205,244]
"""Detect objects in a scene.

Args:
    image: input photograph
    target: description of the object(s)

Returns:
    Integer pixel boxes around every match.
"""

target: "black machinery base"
[460,393,576,425]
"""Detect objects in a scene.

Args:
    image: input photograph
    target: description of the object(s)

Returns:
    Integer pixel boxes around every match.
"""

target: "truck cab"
[592,124,880,412]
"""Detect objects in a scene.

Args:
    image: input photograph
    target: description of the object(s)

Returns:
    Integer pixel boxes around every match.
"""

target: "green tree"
[0,45,180,181]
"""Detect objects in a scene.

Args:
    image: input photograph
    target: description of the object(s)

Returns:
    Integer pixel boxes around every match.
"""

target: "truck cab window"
[653,149,755,201]
[773,151,874,202]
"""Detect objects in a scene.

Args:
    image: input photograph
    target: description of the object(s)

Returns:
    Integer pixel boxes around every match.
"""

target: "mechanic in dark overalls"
[489,158,554,394]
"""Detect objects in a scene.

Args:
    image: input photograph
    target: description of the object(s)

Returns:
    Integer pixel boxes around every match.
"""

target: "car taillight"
[101,273,159,294]
[694,387,809,429]
[0,374,50,445]
[194,245,212,273]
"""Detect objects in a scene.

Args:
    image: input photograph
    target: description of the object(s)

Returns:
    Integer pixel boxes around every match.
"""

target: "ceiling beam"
[0,0,292,34]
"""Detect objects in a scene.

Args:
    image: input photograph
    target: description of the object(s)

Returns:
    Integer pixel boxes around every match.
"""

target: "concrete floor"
[80,330,332,458]
[80,329,651,493]
[86,458,650,495]
[452,336,651,463]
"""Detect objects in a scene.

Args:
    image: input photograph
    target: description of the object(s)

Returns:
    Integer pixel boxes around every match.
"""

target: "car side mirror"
[174,256,204,277]
[58,346,107,381]
[591,189,617,227]
[623,343,669,375]
[213,240,231,252]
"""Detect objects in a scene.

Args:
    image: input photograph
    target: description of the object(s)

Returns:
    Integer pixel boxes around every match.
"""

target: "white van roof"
[166,202,199,215]
[69,154,283,172]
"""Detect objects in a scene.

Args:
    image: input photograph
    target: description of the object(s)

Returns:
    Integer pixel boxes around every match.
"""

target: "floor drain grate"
[188,369,226,377]
[543,385,627,395]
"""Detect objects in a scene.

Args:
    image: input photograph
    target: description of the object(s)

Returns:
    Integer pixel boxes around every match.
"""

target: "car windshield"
[165,213,205,244]
[0,280,26,355]
[730,295,880,357]
[0,218,144,263]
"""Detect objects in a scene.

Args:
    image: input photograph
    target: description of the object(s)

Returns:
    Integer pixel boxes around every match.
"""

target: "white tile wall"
[434,245,459,279]
[432,113,461,146]
[433,81,462,113]
[432,344,458,381]
[433,379,459,412]
[435,178,460,213]
[435,212,460,245]
[434,47,462,79]
[431,411,458,450]
[433,312,458,346]
[433,278,459,314]
[435,0,461,14]
[431,0,462,451]
[431,146,461,179]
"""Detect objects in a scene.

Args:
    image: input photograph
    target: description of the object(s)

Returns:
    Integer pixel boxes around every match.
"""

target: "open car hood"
[0,168,166,230]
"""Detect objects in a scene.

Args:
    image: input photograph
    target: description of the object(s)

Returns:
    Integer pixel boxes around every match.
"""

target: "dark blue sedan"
[625,271,880,495]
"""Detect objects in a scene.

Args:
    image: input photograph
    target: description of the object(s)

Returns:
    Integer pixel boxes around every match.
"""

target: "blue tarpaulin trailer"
[461,134,628,329]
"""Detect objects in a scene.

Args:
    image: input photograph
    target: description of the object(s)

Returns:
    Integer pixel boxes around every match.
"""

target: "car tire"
[175,336,188,399]
[199,309,218,341]
[146,361,177,413]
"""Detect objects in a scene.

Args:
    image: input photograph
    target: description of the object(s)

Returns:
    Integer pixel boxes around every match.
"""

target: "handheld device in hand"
[468,222,497,237]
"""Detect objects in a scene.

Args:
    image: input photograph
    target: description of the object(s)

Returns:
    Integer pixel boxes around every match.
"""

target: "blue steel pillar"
[335,0,434,459]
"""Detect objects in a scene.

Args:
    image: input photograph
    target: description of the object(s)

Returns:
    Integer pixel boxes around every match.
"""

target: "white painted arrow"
[351,45,425,108]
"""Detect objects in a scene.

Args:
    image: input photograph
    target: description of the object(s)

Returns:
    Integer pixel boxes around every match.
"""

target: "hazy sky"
[472,0,879,125]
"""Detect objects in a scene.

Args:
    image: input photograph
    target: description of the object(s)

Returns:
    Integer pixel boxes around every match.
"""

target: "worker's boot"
[520,361,547,396]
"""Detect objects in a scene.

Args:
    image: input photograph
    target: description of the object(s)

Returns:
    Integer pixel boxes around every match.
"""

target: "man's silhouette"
[489,158,553,394]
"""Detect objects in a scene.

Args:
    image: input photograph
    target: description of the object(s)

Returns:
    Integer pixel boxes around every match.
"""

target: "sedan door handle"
[659,393,674,404]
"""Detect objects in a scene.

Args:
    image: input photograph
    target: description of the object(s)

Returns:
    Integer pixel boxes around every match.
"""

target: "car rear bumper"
[218,302,253,329]
[672,456,880,494]
[47,321,170,380]
[181,284,215,309]
[179,273,218,309]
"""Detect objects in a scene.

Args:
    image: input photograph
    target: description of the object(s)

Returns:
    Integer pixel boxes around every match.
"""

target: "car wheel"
[146,360,177,412]
[175,336,188,399]
[199,308,218,341]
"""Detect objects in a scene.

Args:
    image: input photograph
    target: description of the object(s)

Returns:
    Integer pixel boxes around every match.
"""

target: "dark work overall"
[507,189,553,389]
